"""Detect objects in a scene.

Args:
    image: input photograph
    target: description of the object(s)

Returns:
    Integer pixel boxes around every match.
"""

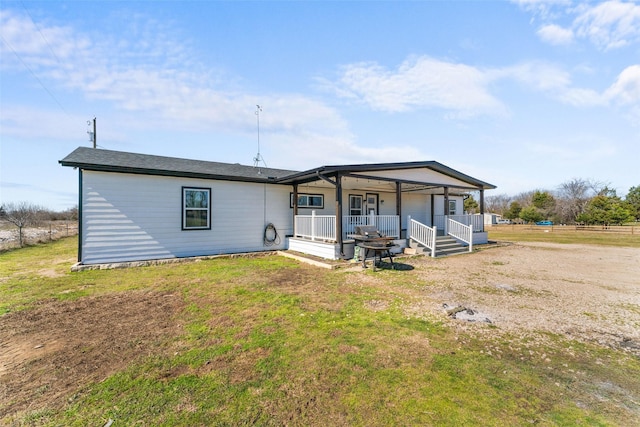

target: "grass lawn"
[488,225,640,248]
[1,237,639,426]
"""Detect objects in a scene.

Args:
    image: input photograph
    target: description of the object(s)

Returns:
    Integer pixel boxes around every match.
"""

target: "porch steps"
[409,235,469,258]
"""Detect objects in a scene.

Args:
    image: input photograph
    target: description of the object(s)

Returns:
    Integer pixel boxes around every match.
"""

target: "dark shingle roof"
[60,146,496,190]
[59,147,298,182]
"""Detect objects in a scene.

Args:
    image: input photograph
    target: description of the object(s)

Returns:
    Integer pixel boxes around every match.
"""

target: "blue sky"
[1,0,639,210]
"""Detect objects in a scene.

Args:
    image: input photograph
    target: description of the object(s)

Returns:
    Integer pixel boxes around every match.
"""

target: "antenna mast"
[253,105,267,168]
[87,117,96,148]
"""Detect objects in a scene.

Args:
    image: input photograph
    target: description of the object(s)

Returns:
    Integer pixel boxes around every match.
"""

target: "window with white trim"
[290,193,324,208]
[449,200,457,215]
[349,195,363,216]
[182,187,211,230]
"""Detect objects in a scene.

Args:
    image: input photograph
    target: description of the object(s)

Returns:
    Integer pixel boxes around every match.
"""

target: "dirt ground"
[403,242,640,356]
[0,291,185,420]
[0,241,638,420]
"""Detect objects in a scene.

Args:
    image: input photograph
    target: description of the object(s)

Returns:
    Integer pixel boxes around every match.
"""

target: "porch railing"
[434,214,484,233]
[342,214,400,238]
[293,213,400,241]
[447,218,473,253]
[408,218,437,258]
[294,212,336,241]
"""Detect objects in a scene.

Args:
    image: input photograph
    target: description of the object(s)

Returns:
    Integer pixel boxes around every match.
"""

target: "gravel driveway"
[408,242,640,355]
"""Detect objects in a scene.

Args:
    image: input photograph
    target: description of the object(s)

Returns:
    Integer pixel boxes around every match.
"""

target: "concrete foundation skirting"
[70,251,274,272]
[276,251,337,269]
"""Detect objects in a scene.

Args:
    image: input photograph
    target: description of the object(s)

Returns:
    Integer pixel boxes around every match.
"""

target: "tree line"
[0,202,78,247]
[467,178,640,226]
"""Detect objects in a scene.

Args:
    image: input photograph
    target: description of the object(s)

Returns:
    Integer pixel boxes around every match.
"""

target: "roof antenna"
[253,105,267,169]
[87,117,96,148]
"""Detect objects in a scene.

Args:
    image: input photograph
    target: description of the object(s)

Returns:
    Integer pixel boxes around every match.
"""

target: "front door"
[366,193,379,215]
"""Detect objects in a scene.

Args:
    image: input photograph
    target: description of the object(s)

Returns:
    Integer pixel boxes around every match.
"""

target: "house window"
[449,200,457,216]
[290,193,324,209]
[182,187,211,230]
[349,195,363,216]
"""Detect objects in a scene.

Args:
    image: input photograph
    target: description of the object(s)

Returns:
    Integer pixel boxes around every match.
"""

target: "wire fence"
[490,223,638,235]
[0,220,79,251]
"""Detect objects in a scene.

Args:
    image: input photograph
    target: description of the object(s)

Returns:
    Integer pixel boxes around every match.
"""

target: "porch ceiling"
[277,160,495,192]
[295,175,475,194]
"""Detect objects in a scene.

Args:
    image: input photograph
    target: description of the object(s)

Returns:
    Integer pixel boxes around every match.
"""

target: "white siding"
[81,171,292,264]
[402,193,431,225]
[433,195,464,216]
[291,187,335,215]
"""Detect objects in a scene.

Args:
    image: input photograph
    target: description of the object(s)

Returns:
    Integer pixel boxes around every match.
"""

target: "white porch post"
[444,187,449,235]
[431,226,437,258]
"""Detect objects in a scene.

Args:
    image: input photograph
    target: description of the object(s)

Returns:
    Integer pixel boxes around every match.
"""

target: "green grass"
[2,237,639,425]
[488,226,640,247]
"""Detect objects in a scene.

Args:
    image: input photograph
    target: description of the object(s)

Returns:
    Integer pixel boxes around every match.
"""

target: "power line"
[20,1,68,73]
[1,34,70,116]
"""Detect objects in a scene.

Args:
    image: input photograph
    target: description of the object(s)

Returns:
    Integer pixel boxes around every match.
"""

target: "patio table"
[350,235,397,271]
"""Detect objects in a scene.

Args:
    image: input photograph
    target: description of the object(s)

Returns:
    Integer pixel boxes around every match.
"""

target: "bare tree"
[1,202,45,247]
[484,194,512,215]
[556,178,605,224]
[511,190,538,208]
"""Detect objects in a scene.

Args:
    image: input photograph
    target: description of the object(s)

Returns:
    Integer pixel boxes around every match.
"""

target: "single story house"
[59,147,496,265]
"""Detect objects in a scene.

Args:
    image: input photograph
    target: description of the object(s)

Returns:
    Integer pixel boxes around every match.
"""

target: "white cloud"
[511,0,571,20]
[0,9,354,156]
[500,61,572,91]
[557,87,604,107]
[604,64,640,105]
[498,61,640,110]
[325,56,506,117]
[0,8,436,172]
[537,24,574,45]
[573,0,640,50]
[325,54,640,121]
[519,0,640,50]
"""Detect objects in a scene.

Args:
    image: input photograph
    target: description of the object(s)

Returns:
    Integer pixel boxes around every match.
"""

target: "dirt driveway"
[405,242,640,355]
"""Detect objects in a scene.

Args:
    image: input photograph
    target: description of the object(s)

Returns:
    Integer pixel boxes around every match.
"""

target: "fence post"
[311,210,316,241]
[469,224,473,252]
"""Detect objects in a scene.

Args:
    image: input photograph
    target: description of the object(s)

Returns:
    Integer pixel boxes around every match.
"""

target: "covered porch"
[279,161,495,260]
